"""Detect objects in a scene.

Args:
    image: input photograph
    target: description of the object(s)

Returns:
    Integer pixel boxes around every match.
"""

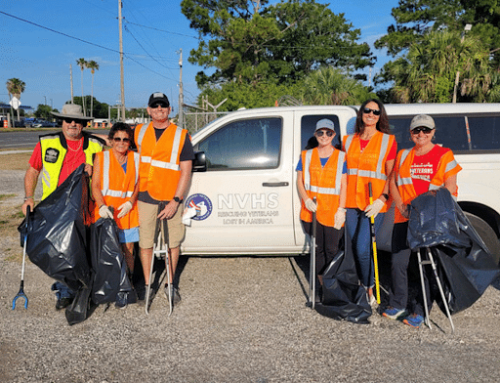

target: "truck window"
[391,116,469,151]
[197,117,282,171]
[301,115,341,149]
[468,115,500,152]
[390,115,500,153]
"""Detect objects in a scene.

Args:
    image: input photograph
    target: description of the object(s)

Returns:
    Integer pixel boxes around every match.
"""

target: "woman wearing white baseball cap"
[296,118,347,289]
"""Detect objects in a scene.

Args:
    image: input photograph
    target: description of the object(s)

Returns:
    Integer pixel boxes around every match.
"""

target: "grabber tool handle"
[13,206,30,310]
[368,182,381,305]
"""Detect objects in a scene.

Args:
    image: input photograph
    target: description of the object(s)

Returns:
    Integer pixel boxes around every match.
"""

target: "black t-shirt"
[138,128,195,204]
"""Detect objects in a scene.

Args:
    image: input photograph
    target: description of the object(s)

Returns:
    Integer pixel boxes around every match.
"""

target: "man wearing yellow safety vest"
[134,93,195,306]
[21,104,104,310]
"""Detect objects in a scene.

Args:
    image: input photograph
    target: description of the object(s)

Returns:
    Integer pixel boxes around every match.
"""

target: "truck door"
[182,112,295,254]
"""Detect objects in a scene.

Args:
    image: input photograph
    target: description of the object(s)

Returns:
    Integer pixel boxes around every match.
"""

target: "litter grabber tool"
[417,247,455,333]
[308,197,317,309]
[368,183,381,305]
[145,202,173,316]
[12,205,31,310]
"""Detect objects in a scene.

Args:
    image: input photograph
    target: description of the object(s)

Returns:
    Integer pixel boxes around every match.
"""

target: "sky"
[0,0,399,114]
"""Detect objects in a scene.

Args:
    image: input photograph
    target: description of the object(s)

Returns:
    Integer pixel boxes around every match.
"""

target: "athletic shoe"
[164,285,181,305]
[382,307,406,320]
[403,314,424,328]
[55,297,73,310]
[115,292,128,310]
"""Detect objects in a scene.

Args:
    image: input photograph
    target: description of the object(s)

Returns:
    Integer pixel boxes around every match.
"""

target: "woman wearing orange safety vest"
[92,123,140,308]
[342,99,397,305]
[297,119,347,286]
[382,114,462,328]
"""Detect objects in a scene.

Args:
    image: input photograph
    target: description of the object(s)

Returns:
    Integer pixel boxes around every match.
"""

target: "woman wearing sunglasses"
[342,99,397,305]
[92,122,140,307]
[383,114,462,328]
[297,119,347,289]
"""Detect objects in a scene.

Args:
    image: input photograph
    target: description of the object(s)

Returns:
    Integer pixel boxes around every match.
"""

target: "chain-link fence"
[183,110,229,134]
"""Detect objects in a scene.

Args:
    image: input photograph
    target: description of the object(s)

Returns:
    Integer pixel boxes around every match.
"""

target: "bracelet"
[24,196,33,201]
[381,193,389,201]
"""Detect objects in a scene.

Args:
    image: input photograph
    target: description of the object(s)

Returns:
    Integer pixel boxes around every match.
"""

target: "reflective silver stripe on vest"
[136,123,148,148]
[101,151,132,198]
[169,127,184,165]
[133,152,140,183]
[396,149,412,187]
[344,135,354,152]
[446,159,458,173]
[150,159,180,171]
[141,156,152,163]
[303,149,313,191]
[41,168,51,189]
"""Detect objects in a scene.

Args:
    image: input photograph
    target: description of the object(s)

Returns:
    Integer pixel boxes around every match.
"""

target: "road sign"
[10,97,21,110]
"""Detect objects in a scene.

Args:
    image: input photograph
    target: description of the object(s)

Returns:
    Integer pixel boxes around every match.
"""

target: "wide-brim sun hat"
[51,104,94,121]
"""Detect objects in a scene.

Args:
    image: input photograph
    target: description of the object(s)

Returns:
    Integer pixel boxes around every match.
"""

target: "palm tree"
[86,60,99,118]
[301,67,372,106]
[76,58,87,116]
[6,78,26,121]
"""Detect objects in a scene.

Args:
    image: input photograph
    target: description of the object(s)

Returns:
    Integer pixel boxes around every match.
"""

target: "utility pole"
[118,0,126,121]
[178,49,184,128]
[70,64,74,104]
[453,24,472,103]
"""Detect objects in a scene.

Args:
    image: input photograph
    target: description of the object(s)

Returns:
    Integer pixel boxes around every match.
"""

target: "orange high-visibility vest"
[300,148,345,227]
[135,122,188,201]
[394,147,462,223]
[93,150,139,230]
[343,131,395,211]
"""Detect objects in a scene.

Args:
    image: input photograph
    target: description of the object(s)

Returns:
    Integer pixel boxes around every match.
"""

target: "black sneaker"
[164,285,181,305]
[115,292,128,310]
[55,297,73,310]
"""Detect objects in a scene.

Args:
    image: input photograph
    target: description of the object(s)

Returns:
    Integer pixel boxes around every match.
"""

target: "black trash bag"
[315,250,372,324]
[18,164,93,292]
[90,217,133,305]
[65,286,92,326]
[315,230,371,324]
[407,188,500,314]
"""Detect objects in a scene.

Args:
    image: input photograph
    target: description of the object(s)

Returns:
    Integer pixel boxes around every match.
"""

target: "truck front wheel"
[465,212,500,265]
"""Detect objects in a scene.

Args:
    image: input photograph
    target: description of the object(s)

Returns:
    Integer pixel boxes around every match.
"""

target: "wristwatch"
[173,196,183,204]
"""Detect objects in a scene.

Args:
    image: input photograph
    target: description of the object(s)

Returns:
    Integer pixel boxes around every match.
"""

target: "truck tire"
[464,212,500,265]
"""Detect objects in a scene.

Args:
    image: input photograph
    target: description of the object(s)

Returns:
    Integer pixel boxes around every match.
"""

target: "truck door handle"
[262,182,289,187]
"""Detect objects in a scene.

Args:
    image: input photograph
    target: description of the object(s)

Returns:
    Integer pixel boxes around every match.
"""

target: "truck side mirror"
[192,151,207,172]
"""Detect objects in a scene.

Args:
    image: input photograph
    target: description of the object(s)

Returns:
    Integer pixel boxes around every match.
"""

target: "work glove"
[99,205,114,219]
[364,198,385,218]
[305,198,317,213]
[117,201,133,219]
[333,207,346,230]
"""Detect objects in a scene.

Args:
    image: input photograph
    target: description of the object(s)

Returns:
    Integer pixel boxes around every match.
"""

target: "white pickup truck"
[182,104,500,263]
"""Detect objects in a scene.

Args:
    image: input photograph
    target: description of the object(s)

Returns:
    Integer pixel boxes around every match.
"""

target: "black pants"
[302,220,344,276]
[389,222,432,316]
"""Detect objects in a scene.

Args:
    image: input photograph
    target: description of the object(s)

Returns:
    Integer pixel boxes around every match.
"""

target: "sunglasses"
[362,107,381,116]
[411,127,433,135]
[63,118,85,125]
[315,130,334,137]
[113,137,131,143]
[150,102,169,109]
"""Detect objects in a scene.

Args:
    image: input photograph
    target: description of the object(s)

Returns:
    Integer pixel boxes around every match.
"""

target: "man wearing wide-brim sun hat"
[21,103,105,311]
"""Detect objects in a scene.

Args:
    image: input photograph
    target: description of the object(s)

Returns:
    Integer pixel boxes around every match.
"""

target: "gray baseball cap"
[315,118,335,131]
[410,114,435,130]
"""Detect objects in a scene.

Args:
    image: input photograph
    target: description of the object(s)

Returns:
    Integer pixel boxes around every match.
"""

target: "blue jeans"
[51,281,75,299]
[346,208,384,288]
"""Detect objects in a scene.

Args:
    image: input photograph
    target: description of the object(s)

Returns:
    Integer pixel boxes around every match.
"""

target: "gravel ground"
[1,169,500,383]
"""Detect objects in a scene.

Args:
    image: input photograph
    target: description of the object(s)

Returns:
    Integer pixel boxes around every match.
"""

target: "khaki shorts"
[138,201,185,249]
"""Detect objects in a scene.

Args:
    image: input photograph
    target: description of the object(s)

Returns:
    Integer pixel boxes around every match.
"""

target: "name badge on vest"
[44,148,60,163]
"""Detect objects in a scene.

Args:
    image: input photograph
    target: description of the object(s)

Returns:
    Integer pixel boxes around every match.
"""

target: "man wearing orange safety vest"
[134,93,195,306]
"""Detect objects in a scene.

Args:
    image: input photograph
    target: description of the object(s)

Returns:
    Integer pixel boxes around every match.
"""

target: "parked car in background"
[32,119,58,128]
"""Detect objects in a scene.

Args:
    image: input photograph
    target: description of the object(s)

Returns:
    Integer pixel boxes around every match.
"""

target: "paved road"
[0,130,109,149]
